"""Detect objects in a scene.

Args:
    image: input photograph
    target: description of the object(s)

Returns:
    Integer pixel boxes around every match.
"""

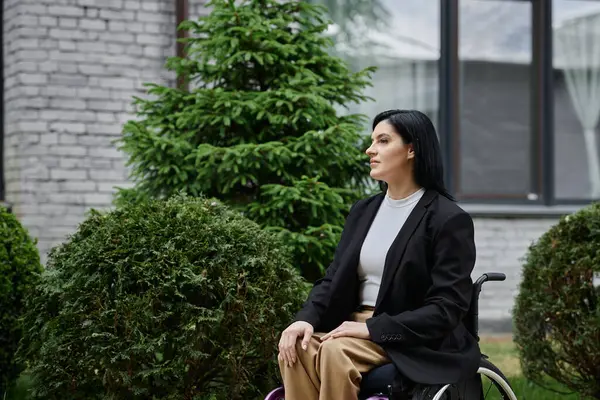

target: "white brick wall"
[471,217,557,323]
[3,0,209,262]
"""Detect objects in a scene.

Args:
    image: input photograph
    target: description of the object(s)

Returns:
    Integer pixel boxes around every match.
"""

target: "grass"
[502,377,582,399]
[479,335,588,399]
[4,337,589,399]
[480,335,522,376]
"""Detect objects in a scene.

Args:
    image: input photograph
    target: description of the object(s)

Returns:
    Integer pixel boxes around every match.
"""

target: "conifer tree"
[118,0,375,281]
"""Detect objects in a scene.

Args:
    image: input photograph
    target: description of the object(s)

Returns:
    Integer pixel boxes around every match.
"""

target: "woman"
[277,109,480,400]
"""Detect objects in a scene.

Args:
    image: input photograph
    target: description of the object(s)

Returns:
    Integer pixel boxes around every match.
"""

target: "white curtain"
[555,14,600,198]
[367,58,438,132]
[331,36,439,133]
[318,0,439,132]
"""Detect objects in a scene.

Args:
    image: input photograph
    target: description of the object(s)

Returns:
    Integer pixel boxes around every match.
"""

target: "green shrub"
[0,206,42,396]
[116,0,374,282]
[514,204,600,399]
[18,195,305,400]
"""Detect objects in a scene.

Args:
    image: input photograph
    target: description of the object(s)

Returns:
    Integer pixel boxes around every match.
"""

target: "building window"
[457,0,534,200]
[314,0,441,130]
[317,0,600,206]
[553,0,600,201]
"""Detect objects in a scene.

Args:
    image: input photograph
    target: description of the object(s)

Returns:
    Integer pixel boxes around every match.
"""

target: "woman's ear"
[407,143,415,160]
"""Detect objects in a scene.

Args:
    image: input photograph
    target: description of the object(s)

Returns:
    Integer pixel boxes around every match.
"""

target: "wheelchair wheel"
[265,358,518,400]
[264,386,285,400]
[423,358,517,400]
[476,358,518,400]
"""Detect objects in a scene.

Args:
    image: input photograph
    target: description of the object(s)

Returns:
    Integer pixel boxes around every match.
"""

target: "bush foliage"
[18,195,306,399]
[116,0,374,281]
[514,204,600,399]
[0,206,42,396]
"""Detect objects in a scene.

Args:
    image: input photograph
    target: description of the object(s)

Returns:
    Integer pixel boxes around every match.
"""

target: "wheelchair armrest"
[475,273,506,286]
[467,272,507,339]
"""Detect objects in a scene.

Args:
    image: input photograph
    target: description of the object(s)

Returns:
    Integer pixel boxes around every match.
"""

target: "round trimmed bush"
[0,205,42,396]
[514,203,600,399]
[18,195,305,399]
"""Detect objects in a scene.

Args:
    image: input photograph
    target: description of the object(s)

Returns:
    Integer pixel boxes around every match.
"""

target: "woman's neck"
[386,180,423,200]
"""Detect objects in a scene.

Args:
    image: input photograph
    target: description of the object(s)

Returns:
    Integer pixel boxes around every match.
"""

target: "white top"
[358,188,425,306]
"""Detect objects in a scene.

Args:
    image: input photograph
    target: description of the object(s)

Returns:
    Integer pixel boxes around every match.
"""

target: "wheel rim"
[431,384,451,400]
[477,367,518,400]
[264,387,285,400]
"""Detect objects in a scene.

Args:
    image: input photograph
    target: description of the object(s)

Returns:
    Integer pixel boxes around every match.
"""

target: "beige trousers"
[279,309,390,400]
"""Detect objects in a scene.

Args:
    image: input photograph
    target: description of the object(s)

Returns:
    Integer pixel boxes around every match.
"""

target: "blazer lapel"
[374,189,438,310]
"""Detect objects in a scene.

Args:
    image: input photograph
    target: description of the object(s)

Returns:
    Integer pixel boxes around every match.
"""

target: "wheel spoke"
[483,380,494,399]
[478,363,518,400]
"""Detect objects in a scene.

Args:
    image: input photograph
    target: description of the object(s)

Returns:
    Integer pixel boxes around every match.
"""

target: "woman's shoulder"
[429,192,473,227]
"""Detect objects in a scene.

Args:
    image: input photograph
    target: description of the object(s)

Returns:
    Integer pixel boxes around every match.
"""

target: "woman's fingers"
[278,334,289,366]
[329,329,352,339]
[322,322,367,341]
[279,323,315,367]
[300,326,313,350]
[280,334,290,367]
[323,321,350,340]
[283,332,297,366]
[321,326,343,341]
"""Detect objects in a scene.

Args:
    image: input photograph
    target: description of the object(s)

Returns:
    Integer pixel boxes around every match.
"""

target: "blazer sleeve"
[366,211,476,345]
[292,200,361,329]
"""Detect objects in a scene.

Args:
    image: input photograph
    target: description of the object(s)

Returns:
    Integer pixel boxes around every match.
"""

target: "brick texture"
[471,217,557,324]
[3,0,209,262]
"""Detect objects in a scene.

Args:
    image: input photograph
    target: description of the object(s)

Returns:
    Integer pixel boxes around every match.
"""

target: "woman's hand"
[278,321,314,367]
[321,321,370,341]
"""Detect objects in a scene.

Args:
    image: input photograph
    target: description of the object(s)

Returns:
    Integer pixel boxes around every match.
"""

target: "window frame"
[441,0,594,206]
[441,0,548,204]
[175,0,189,91]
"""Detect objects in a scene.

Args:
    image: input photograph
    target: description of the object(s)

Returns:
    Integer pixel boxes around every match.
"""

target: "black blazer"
[294,189,480,385]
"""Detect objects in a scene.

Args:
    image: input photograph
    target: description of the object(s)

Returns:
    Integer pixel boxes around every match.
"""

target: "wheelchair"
[265,272,518,400]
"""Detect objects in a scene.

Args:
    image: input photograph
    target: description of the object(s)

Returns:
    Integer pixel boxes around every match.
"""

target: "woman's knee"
[317,338,362,382]
[279,335,319,370]
[318,337,353,360]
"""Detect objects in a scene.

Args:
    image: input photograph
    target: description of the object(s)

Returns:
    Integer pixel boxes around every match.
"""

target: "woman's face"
[365,120,414,183]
